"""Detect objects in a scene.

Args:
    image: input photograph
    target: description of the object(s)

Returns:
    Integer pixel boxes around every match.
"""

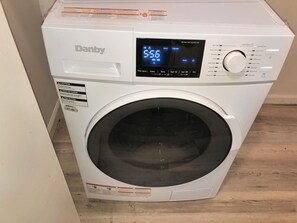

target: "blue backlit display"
[143,47,161,64]
[142,45,198,67]
[137,38,206,78]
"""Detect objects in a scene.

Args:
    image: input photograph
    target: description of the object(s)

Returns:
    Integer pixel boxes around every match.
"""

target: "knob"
[223,51,247,74]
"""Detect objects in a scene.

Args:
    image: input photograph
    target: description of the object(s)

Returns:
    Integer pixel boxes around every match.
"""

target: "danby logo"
[75,45,105,54]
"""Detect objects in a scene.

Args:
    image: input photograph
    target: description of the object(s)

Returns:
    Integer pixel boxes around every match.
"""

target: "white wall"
[39,0,56,17]
[0,2,80,223]
[266,0,297,104]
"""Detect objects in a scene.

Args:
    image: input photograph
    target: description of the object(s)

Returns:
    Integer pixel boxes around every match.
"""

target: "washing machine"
[42,0,294,201]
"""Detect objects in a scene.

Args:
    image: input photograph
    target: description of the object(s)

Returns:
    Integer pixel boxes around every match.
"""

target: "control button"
[137,69,149,74]
[180,71,189,76]
[169,70,179,74]
[223,50,247,74]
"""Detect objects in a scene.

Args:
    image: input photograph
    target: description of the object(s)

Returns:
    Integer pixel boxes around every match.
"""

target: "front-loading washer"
[42,0,294,201]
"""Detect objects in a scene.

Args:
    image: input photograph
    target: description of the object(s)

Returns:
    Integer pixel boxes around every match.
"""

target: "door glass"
[87,98,232,187]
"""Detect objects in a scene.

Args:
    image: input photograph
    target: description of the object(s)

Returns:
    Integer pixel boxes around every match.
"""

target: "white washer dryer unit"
[42,0,294,201]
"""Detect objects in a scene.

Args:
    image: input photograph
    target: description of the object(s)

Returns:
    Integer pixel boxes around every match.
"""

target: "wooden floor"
[53,105,297,223]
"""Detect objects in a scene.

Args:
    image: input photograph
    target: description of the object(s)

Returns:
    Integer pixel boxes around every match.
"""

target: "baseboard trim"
[265,94,297,105]
[47,99,62,140]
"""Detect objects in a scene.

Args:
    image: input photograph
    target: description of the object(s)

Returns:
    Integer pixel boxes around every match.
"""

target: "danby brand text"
[75,45,105,54]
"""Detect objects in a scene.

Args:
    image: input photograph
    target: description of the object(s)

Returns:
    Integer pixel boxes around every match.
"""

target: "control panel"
[206,43,279,80]
[136,38,282,82]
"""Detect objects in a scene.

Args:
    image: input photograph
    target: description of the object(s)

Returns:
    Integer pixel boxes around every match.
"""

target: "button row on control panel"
[137,69,198,76]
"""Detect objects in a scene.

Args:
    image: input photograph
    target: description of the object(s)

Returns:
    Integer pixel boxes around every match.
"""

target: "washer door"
[87,97,234,187]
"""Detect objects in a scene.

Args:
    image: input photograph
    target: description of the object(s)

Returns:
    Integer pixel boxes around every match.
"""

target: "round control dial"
[223,51,247,74]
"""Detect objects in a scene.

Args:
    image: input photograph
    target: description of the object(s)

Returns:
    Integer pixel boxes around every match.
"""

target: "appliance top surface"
[45,0,286,28]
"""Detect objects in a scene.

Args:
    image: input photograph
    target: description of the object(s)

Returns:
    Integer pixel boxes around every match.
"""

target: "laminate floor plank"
[53,104,297,223]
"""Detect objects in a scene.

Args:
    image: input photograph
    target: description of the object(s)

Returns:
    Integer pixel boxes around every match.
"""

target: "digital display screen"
[142,46,197,68]
[137,38,205,78]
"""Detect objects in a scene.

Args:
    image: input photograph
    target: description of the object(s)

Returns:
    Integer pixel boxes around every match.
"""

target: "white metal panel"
[45,1,285,26]
[43,26,134,82]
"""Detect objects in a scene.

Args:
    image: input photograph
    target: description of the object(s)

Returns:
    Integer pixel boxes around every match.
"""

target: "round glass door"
[87,98,232,187]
